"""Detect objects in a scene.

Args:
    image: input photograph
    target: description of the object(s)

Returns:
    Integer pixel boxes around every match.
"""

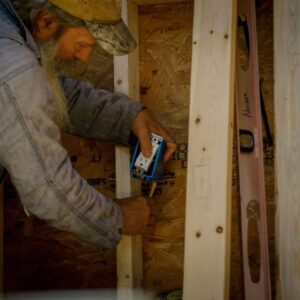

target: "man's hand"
[116,196,153,235]
[132,109,177,161]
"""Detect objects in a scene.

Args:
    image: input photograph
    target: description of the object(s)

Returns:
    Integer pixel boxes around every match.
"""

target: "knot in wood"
[216,226,223,233]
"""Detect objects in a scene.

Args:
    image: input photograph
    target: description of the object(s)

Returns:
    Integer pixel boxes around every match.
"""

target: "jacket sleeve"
[0,65,123,248]
[59,75,144,145]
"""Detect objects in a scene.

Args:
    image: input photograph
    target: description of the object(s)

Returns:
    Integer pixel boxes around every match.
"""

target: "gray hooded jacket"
[0,0,143,248]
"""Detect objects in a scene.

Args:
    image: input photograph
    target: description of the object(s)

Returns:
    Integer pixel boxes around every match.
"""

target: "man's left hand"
[131,109,177,161]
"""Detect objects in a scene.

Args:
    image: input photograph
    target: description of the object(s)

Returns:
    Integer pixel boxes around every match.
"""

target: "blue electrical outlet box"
[130,133,166,182]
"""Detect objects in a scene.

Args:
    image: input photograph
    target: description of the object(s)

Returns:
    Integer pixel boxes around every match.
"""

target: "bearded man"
[0,0,177,248]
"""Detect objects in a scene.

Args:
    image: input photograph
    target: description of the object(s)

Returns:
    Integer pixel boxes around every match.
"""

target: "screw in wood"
[195,231,201,238]
[117,79,122,85]
[195,117,201,124]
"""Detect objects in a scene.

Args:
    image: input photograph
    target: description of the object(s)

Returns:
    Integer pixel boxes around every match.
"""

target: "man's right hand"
[116,196,152,235]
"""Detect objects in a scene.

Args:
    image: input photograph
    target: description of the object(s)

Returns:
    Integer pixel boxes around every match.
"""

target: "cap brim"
[85,19,137,56]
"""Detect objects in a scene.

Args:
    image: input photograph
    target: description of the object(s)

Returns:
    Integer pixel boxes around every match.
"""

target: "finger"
[150,205,159,215]
[143,215,156,235]
[154,126,175,145]
[148,203,158,216]
[146,197,155,206]
[163,142,177,161]
[149,126,177,161]
[144,223,155,236]
[138,128,152,158]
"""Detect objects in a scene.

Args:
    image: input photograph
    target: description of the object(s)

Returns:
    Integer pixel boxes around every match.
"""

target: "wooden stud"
[274,0,300,299]
[183,1,237,299]
[115,1,143,299]
[117,1,236,298]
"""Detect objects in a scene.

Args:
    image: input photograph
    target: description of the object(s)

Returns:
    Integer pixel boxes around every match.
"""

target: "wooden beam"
[115,1,143,299]
[274,0,300,299]
[183,1,236,299]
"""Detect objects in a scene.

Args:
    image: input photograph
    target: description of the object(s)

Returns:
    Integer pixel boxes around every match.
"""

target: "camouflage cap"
[85,19,137,55]
[49,0,137,55]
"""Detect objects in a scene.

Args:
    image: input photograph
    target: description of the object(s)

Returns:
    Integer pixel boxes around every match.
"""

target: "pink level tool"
[235,0,271,299]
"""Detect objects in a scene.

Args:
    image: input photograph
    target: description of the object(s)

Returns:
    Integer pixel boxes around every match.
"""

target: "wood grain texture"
[183,1,237,299]
[115,1,143,299]
[138,2,193,293]
[275,0,300,299]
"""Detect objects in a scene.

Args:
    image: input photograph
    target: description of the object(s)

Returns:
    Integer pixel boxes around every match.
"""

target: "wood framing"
[274,0,300,299]
[183,1,236,299]
[116,1,237,299]
[115,1,143,299]
[115,1,190,298]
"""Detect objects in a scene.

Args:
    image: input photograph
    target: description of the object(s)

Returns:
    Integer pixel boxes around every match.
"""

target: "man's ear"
[32,10,60,43]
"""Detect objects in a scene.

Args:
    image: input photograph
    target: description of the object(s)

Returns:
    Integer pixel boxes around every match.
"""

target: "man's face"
[32,10,97,63]
[57,27,97,62]
[33,12,98,129]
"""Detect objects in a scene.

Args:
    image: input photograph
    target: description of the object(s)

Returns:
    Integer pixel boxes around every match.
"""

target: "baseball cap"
[49,0,137,55]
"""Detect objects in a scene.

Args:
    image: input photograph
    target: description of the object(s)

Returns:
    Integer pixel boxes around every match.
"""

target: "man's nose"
[74,46,93,62]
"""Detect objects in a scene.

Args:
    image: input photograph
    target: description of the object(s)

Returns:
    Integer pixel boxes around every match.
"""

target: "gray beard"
[39,39,70,130]
[39,39,89,131]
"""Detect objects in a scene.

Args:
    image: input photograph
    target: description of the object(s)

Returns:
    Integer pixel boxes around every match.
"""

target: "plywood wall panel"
[138,2,193,293]
[139,3,193,143]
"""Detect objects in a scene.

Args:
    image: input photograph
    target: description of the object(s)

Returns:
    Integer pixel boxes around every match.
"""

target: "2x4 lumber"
[115,1,143,299]
[274,0,300,299]
[183,1,236,299]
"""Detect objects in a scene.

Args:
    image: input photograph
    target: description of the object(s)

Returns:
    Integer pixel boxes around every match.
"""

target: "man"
[0,0,177,248]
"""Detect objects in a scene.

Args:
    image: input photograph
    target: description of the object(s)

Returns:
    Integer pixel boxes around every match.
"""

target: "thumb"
[138,129,152,158]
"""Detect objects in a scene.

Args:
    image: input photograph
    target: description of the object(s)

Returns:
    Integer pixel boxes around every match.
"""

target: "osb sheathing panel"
[139,3,192,144]
[138,2,192,292]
